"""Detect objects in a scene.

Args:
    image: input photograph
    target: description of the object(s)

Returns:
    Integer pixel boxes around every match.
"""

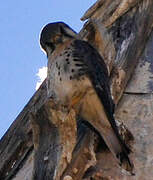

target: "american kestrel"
[40,22,133,173]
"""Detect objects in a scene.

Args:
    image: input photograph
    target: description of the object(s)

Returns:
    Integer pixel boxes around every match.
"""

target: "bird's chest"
[47,50,80,105]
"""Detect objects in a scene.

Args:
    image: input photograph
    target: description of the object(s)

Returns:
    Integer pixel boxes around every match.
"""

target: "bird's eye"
[53,34,62,43]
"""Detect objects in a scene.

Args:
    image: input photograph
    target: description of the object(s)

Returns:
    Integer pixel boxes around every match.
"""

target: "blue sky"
[0,0,96,138]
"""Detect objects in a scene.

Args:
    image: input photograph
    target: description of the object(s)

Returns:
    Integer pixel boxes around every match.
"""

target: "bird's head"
[40,22,77,56]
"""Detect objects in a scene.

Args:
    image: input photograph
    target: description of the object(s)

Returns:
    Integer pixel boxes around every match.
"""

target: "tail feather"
[106,115,134,174]
[117,152,134,174]
[100,124,134,174]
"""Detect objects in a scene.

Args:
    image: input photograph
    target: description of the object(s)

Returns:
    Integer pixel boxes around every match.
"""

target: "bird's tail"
[117,150,134,174]
[101,122,134,174]
[106,112,134,174]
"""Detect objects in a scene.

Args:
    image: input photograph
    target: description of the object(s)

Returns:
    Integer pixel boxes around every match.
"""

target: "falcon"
[40,22,133,173]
